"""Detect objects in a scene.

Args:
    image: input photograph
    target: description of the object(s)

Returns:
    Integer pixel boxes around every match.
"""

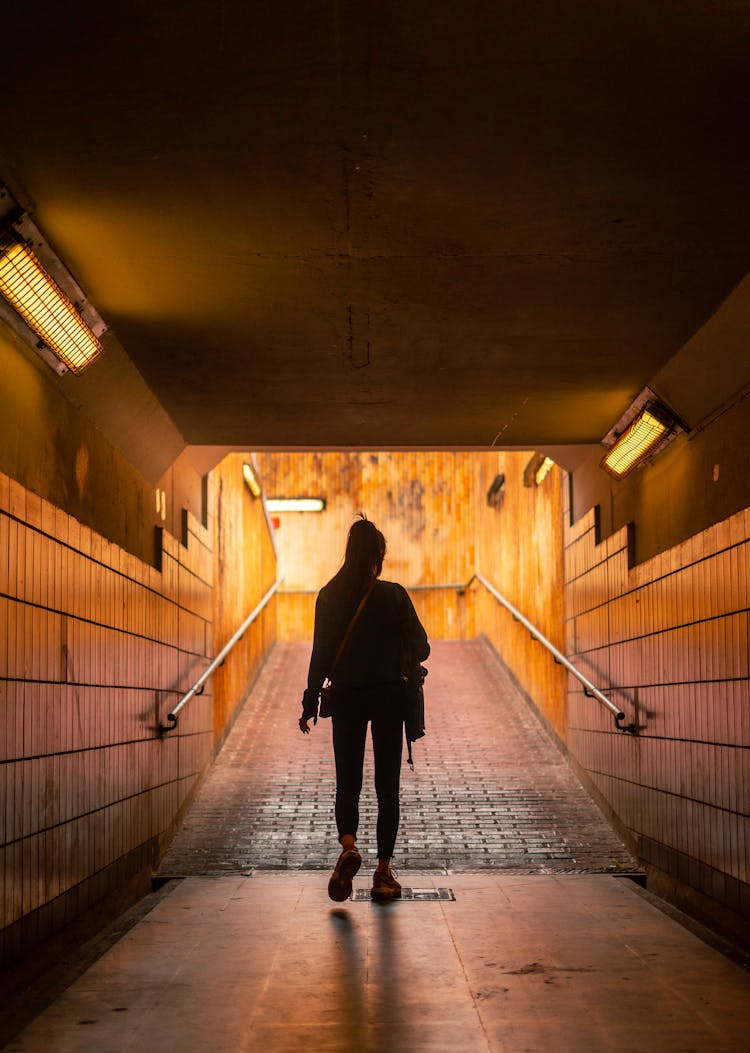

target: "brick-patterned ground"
[157,640,637,875]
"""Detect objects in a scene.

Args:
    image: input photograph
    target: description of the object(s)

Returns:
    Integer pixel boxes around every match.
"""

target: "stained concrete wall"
[256,451,476,642]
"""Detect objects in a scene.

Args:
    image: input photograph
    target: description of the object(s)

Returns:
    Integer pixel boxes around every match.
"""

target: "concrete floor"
[4,872,750,1053]
[5,640,748,1051]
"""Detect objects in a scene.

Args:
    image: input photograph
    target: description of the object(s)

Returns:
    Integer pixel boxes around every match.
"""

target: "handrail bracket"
[157,578,282,737]
[615,712,638,735]
[159,713,178,736]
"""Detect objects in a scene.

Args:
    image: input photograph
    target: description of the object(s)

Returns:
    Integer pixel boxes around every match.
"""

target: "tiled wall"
[210,454,278,741]
[564,499,750,924]
[0,463,276,967]
[474,451,568,741]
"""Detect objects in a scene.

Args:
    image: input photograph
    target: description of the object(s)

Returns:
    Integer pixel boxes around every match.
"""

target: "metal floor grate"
[351,887,455,901]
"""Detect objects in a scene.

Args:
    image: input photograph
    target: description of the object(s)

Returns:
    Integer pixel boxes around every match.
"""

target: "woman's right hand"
[299,716,312,734]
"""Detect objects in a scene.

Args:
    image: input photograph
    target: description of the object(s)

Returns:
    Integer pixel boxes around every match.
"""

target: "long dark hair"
[329,514,386,601]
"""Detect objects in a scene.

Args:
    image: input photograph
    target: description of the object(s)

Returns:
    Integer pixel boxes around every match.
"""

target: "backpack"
[403,662,428,768]
[393,582,430,767]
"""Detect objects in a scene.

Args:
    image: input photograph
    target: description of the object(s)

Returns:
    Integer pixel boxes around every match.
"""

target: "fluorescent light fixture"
[534,456,554,486]
[0,239,103,374]
[523,452,555,488]
[601,402,674,479]
[265,498,326,513]
[242,461,262,497]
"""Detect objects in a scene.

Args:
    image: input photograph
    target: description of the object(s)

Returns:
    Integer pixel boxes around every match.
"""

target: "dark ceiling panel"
[1,1,749,447]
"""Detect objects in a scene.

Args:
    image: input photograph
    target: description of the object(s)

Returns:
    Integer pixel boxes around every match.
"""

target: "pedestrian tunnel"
[2,449,750,1051]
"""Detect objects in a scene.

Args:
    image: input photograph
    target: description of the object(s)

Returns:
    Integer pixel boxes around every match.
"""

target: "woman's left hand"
[299,717,311,734]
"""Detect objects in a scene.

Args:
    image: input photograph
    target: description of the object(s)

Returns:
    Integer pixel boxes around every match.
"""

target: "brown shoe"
[327,845,362,902]
[371,865,401,902]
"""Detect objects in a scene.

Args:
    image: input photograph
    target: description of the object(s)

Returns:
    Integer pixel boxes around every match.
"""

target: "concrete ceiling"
[2,2,750,450]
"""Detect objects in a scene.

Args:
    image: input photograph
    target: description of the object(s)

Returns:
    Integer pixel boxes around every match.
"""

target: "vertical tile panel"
[559,501,750,919]
[1,464,276,965]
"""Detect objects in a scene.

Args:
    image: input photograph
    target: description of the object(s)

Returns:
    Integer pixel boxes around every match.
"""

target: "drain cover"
[352,887,455,901]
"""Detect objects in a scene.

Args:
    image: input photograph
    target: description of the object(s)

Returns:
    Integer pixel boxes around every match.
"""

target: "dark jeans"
[331,685,404,860]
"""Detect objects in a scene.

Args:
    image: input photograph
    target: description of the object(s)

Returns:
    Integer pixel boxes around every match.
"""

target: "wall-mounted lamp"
[155,487,167,522]
[523,453,555,488]
[0,198,107,376]
[601,401,677,480]
[534,456,554,486]
[266,498,326,513]
[242,461,262,497]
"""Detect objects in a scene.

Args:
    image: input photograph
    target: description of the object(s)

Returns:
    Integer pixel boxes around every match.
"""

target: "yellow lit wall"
[474,452,568,741]
[211,453,278,742]
[256,451,477,642]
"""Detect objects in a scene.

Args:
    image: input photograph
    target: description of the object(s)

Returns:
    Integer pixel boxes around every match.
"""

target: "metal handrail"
[472,572,637,734]
[201,573,634,734]
[278,582,471,594]
[158,578,282,734]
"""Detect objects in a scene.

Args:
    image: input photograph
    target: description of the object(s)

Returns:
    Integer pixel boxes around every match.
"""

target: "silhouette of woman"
[299,516,430,901]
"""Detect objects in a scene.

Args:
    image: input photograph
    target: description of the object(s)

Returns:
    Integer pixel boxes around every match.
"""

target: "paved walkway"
[6,873,750,1052]
[158,640,636,876]
[7,641,750,1052]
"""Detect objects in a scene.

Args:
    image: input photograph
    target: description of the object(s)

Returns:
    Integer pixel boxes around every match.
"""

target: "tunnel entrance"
[156,640,636,880]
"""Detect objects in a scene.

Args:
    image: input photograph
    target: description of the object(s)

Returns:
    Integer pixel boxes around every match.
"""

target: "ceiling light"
[0,238,103,374]
[601,402,675,479]
[265,498,326,513]
[242,461,261,497]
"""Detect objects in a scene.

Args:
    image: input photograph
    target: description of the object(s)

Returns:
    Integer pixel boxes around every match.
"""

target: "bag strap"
[328,579,376,678]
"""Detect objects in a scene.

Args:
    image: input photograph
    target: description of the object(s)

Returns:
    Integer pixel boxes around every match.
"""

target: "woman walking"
[298,516,430,902]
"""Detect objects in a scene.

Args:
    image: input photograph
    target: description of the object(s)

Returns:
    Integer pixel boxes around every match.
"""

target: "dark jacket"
[302,578,430,719]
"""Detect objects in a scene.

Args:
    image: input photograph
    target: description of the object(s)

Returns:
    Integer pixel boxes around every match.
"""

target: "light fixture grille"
[602,406,670,479]
[265,498,326,513]
[242,462,262,497]
[0,242,103,374]
[534,456,554,486]
[523,452,555,488]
